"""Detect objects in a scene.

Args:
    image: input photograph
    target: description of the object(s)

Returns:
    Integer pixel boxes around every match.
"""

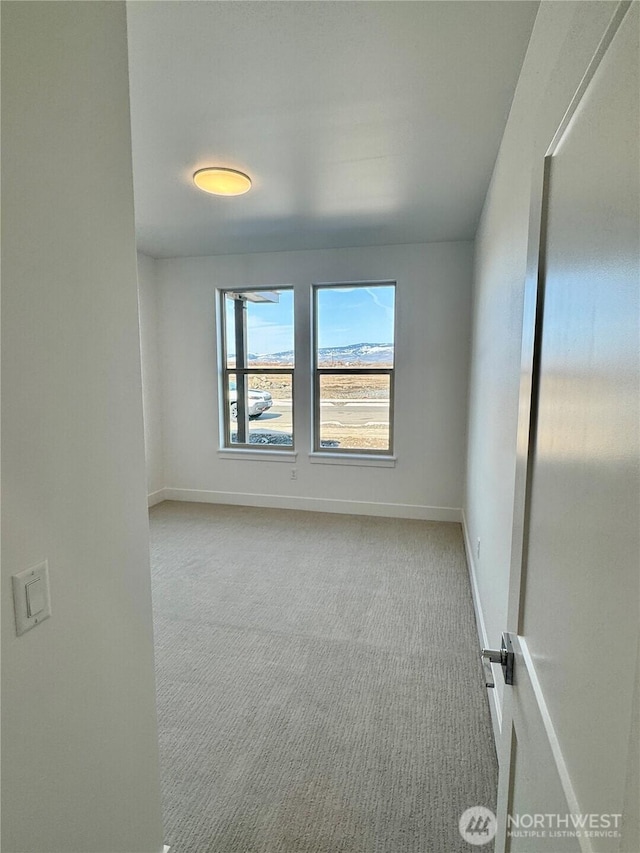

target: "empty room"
[2,2,638,853]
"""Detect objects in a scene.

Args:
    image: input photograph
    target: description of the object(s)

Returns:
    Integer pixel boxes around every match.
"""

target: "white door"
[493,4,639,852]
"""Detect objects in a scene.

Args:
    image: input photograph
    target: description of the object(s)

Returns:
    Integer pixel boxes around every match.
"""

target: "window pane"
[316,285,394,368]
[318,374,390,451]
[227,372,293,447]
[224,289,294,368]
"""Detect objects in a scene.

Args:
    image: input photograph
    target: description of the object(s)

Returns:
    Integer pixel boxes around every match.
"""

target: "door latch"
[481,632,515,687]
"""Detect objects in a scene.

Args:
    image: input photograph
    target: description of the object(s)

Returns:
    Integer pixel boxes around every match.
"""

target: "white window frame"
[312,281,396,457]
[218,286,295,452]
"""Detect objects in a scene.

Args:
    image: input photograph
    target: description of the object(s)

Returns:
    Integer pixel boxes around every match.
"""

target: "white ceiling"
[127,1,539,259]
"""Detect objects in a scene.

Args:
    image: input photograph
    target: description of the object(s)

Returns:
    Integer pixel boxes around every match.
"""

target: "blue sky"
[316,285,395,349]
[226,285,395,356]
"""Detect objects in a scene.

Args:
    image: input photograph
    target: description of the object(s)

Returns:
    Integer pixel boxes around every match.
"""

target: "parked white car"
[229,381,273,420]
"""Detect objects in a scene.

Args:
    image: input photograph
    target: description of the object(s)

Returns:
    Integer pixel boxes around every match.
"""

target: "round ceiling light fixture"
[193,167,252,196]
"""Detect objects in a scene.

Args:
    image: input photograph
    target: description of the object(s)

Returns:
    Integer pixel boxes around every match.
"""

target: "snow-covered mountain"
[249,343,394,365]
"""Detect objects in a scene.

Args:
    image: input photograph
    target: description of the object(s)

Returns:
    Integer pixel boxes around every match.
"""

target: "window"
[219,281,396,458]
[313,282,395,455]
[220,288,294,449]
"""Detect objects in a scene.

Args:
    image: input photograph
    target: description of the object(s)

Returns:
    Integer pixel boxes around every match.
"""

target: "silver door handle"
[481,632,515,687]
[481,656,496,689]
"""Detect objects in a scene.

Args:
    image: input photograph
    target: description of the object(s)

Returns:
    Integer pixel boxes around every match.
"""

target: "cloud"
[365,287,394,321]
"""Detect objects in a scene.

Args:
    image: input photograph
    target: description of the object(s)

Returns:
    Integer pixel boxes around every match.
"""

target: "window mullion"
[316,368,394,376]
[233,298,249,444]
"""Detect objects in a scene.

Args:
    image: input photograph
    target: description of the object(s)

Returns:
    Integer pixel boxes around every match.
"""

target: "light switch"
[26,578,45,617]
[12,561,51,636]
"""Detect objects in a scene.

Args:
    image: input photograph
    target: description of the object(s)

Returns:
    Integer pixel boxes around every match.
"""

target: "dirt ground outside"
[240,363,392,400]
[315,420,389,450]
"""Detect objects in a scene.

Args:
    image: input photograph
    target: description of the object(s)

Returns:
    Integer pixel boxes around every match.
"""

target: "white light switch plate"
[12,560,51,636]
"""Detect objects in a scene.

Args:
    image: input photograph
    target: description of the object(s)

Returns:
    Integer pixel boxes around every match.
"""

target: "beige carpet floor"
[149,501,497,853]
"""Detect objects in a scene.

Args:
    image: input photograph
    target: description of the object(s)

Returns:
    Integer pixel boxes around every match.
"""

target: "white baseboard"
[461,509,503,750]
[148,489,166,507]
[159,487,462,522]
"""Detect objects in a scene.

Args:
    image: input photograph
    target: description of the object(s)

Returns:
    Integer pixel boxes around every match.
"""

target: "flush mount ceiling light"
[193,167,252,196]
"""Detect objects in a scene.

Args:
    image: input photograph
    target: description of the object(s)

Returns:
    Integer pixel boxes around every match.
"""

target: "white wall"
[156,242,472,519]
[138,252,165,501]
[1,4,164,852]
[464,1,621,726]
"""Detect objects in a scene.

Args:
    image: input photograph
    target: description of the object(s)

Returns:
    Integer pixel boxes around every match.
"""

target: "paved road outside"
[247,400,388,431]
[242,399,390,450]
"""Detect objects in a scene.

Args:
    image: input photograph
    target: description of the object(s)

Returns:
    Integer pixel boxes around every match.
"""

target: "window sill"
[308,452,396,468]
[218,448,297,463]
